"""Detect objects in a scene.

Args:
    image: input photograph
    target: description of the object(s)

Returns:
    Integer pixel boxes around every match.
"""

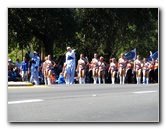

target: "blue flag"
[148,51,158,62]
[152,51,158,60]
[124,48,136,60]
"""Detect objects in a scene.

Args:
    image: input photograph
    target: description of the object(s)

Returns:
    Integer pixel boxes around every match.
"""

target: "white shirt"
[78,59,85,65]
[92,58,98,65]
[66,50,76,65]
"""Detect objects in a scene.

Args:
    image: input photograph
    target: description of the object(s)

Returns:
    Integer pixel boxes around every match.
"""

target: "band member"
[29,51,40,85]
[141,58,150,84]
[66,47,76,84]
[91,53,99,84]
[44,55,56,85]
[109,58,117,84]
[98,56,106,84]
[118,53,127,84]
[20,57,29,82]
[76,54,86,84]
[134,55,142,84]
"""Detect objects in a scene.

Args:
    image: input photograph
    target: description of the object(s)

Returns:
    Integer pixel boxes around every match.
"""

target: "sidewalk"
[8,81,33,86]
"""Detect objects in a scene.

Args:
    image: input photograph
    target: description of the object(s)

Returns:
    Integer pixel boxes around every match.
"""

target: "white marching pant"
[30,67,39,85]
[112,78,115,84]
[66,60,76,84]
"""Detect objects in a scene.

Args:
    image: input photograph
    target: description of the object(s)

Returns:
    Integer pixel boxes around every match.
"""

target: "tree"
[8,8,78,58]
[8,8,158,62]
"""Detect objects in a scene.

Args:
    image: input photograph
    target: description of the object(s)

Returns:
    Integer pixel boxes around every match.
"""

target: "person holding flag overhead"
[152,51,158,61]
[29,51,40,85]
[147,50,158,83]
[124,48,136,84]
[148,51,158,62]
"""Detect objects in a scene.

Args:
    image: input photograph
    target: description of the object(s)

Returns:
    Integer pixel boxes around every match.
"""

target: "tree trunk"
[40,47,45,61]
[43,39,54,57]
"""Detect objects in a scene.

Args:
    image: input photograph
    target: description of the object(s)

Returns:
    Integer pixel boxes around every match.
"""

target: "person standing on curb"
[20,57,29,82]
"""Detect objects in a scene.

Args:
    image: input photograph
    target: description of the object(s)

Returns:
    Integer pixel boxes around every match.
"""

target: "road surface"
[8,84,159,122]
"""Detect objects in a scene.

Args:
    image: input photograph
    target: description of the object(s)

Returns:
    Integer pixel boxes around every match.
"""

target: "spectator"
[62,62,68,83]
[39,66,44,84]
[8,68,16,81]
[15,58,21,69]
[25,53,30,62]
[58,72,65,84]
[13,65,21,81]
[50,73,56,84]
[57,65,63,75]
[8,58,15,72]
[20,57,29,82]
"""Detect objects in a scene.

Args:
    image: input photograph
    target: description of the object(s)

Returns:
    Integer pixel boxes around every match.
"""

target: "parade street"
[8,84,159,122]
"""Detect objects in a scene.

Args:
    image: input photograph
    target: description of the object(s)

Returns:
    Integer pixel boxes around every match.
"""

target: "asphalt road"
[8,84,159,122]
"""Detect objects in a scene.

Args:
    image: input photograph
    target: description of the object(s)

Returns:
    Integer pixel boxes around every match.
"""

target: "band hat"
[67,47,71,50]
[34,51,38,54]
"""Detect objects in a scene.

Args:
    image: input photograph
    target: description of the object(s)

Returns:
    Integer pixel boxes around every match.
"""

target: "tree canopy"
[8,8,158,62]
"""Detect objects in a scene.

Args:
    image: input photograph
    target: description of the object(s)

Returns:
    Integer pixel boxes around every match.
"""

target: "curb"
[8,82,34,86]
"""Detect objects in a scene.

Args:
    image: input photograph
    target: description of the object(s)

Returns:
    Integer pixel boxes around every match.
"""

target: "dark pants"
[149,70,155,83]
[133,71,137,84]
[125,69,132,83]
[88,70,93,83]
[154,68,158,83]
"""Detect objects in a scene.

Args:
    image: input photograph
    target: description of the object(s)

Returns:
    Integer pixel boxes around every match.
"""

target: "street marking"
[133,91,158,94]
[8,99,44,104]
[92,94,98,97]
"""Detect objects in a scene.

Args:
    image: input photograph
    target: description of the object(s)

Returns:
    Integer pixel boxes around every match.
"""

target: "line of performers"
[73,52,158,84]
[42,47,158,85]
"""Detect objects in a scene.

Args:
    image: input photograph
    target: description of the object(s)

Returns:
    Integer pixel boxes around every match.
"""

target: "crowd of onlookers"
[8,56,63,85]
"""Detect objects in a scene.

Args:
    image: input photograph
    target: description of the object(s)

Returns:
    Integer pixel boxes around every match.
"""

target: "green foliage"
[8,8,158,62]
